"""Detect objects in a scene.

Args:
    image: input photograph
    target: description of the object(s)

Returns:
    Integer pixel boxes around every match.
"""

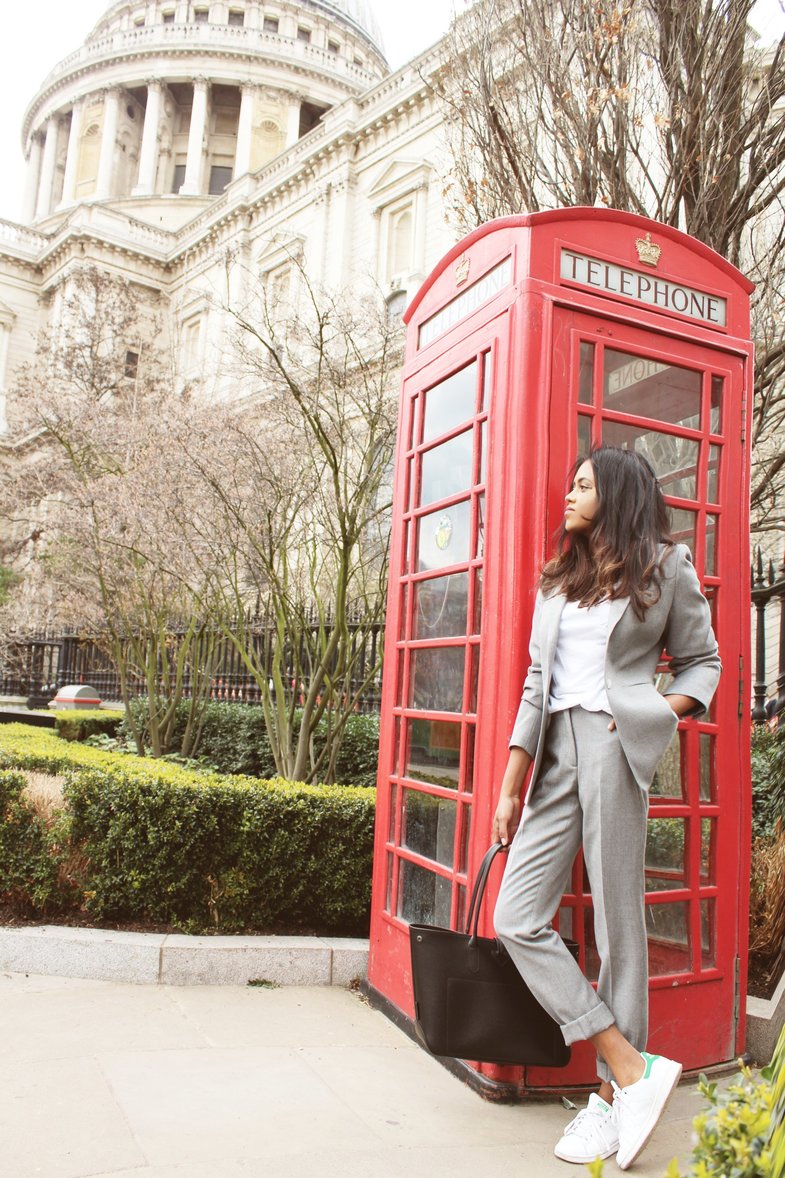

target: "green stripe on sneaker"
[640,1052,659,1079]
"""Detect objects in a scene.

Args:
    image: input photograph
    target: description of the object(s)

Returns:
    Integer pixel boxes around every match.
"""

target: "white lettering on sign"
[419,257,513,348]
[560,249,727,328]
[606,357,670,396]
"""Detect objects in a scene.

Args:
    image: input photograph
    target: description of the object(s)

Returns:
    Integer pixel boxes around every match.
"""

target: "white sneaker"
[553,1092,619,1163]
[613,1052,682,1170]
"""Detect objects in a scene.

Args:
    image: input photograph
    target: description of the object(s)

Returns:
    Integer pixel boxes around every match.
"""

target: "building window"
[266,264,291,312]
[386,290,407,321]
[354,55,365,67]
[171,163,186,192]
[263,16,279,33]
[387,205,413,281]
[209,165,233,194]
[124,350,140,380]
[133,15,146,27]
[182,316,203,374]
[328,39,339,54]
[297,26,311,43]
[162,10,175,23]
[193,7,209,22]
[227,8,244,25]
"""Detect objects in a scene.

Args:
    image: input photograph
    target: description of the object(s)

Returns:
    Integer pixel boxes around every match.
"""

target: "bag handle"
[465,842,509,943]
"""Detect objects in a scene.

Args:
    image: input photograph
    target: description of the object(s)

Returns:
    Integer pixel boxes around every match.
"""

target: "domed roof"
[311,1,385,53]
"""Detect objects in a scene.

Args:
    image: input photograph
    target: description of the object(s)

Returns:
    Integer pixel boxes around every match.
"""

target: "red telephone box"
[366,208,754,1094]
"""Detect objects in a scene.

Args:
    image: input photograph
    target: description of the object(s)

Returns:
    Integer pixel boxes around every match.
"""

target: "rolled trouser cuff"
[560,1000,615,1045]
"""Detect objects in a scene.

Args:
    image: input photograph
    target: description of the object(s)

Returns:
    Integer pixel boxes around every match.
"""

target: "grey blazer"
[509,544,721,791]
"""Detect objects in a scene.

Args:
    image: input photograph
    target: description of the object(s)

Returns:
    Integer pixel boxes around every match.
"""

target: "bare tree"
[2,258,403,781]
[439,0,785,528]
[1,267,224,756]
[180,258,403,783]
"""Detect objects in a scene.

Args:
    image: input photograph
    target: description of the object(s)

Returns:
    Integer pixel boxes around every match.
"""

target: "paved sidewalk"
[1,971,701,1178]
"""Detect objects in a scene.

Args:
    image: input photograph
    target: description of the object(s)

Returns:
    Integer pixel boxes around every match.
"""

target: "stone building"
[0,0,455,432]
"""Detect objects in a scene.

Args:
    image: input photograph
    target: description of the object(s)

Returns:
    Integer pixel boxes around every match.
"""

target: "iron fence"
[5,560,780,722]
[0,614,384,713]
[752,548,785,724]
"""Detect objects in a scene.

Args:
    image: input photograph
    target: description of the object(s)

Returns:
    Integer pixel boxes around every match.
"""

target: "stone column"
[21,134,44,224]
[413,180,429,277]
[234,84,255,179]
[180,78,209,195]
[96,88,121,199]
[284,95,302,148]
[132,80,164,196]
[35,117,60,221]
[58,100,83,208]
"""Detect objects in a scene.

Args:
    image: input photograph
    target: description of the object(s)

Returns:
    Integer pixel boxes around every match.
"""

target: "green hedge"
[0,770,69,914]
[751,726,785,841]
[0,722,194,778]
[54,710,124,743]
[0,723,375,935]
[119,698,380,786]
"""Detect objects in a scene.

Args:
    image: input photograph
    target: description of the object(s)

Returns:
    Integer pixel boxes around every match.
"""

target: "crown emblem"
[435,514,453,551]
[635,232,661,267]
[455,255,471,286]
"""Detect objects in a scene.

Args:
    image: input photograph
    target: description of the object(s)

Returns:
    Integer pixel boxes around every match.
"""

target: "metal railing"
[0,614,384,713]
[752,548,785,724]
[5,561,779,722]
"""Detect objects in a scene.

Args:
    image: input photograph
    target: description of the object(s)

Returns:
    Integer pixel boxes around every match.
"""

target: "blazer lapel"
[607,595,631,640]
[540,593,566,682]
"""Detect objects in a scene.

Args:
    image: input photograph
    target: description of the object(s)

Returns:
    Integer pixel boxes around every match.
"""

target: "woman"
[493,446,720,1170]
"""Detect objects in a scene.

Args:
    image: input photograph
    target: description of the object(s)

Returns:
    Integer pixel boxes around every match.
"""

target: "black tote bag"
[409,842,576,1067]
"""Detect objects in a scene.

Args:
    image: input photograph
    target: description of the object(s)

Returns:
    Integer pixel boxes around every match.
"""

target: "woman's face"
[564,460,599,534]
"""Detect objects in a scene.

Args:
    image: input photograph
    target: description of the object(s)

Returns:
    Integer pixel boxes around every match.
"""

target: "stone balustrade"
[32,23,381,112]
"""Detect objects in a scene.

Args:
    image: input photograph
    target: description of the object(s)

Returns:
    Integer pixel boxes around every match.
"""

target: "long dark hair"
[540,445,674,619]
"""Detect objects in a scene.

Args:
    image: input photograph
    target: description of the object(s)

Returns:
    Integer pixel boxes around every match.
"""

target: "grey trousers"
[494,707,649,1083]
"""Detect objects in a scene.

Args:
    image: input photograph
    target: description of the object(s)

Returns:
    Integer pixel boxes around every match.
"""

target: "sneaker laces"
[611,1079,631,1112]
[564,1102,612,1139]
[562,1107,596,1138]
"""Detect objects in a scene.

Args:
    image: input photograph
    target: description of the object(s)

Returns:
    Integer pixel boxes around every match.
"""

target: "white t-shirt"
[548,598,612,715]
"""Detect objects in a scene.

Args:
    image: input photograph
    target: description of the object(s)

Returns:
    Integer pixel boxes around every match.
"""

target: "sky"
[0,0,781,224]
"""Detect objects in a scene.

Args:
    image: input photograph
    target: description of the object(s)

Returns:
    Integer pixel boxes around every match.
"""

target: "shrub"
[0,723,375,935]
[751,727,785,841]
[770,1023,785,1177]
[0,722,199,779]
[332,712,380,788]
[0,769,70,914]
[54,710,124,743]
[676,1066,774,1177]
[749,821,785,998]
[188,701,277,776]
[118,698,380,786]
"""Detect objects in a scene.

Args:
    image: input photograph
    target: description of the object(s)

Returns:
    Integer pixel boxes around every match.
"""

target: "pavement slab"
[0,972,706,1178]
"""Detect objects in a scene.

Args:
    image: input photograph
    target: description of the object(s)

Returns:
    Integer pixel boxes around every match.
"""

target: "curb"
[0,925,369,987]
[3,923,780,1064]
[746,970,785,1064]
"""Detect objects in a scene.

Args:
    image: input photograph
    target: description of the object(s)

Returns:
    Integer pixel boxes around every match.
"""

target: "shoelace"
[611,1080,631,1113]
[564,1105,610,1139]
